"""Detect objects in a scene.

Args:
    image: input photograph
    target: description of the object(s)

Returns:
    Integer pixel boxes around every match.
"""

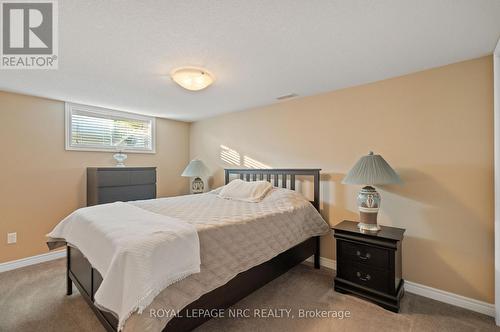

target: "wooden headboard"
[224,168,321,211]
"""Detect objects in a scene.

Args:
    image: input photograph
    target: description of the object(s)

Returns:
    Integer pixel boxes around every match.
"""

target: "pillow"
[218,179,273,202]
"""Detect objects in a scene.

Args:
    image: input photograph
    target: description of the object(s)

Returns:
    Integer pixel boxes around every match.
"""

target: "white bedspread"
[123,188,329,331]
[47,202,200,331]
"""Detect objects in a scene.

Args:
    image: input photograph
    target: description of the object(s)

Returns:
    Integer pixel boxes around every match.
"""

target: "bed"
[58,168,328,332]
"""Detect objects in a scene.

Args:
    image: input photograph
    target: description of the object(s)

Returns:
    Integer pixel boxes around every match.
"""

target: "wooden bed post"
[314,236,320,269]
[66,245,72,295]
[312,170,321,269]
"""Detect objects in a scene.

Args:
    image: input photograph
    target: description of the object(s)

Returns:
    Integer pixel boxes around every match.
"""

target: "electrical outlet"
[7,232,16,244]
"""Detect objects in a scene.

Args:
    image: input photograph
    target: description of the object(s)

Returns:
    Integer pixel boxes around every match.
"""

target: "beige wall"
[0,91,190,263]
[190,56,494,303]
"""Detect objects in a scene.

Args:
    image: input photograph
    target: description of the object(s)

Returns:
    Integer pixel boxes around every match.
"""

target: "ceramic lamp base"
[191,177,205,194]
[357,222,381,232]
[357,186,381,232]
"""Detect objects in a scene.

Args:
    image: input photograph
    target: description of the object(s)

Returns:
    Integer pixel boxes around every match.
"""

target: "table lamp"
[182,159,209,194]
[342,151,402,232]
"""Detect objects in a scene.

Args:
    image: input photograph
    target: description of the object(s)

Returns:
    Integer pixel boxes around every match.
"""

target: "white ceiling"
[1,0,500,122]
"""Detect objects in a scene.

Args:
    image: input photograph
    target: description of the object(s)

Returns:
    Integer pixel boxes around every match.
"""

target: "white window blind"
[65,103,156,153]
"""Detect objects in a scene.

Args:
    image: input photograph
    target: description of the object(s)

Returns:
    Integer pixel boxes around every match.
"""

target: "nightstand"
[333,220,405,312]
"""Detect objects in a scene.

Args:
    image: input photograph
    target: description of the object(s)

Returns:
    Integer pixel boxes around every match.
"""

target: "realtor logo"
[1,0,58,69]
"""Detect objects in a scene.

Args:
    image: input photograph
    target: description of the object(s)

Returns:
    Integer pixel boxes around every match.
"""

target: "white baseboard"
[305,256,337,270]
[304,256,495,317]
[404,281,495,317]
[0,250,66,273]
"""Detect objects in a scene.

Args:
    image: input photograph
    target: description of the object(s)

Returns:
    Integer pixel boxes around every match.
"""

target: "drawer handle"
[356,271,371,281]
[356,250,371,260]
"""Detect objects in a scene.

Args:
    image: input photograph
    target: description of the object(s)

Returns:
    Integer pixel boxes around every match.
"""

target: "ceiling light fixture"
[170,67,215,91]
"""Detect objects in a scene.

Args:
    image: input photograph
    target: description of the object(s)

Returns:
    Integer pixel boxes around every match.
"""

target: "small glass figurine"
[113,150,127,167]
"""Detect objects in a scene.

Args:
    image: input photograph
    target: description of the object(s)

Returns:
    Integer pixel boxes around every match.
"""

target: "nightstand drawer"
[339,240,390,269]
[338,262,390,293]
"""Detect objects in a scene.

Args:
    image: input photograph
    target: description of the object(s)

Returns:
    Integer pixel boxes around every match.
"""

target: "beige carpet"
[0,258,497,332]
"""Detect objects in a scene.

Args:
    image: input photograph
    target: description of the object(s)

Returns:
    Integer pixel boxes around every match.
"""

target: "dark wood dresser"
[87,167,156,206]
[333,220,405,312]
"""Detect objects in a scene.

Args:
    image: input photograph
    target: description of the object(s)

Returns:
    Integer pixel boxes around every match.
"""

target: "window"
[65,103,155,153]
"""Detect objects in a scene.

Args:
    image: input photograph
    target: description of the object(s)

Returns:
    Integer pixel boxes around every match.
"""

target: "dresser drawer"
[338,261,390,293]
[129,170,156,185]
[96,169,156,187]
[339,240,390,269]
[98,184,156,203]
